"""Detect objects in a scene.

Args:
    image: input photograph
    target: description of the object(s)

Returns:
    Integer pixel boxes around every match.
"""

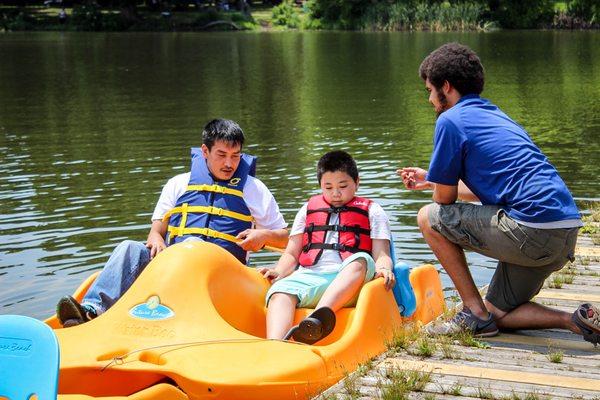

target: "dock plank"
[319,231,600,399]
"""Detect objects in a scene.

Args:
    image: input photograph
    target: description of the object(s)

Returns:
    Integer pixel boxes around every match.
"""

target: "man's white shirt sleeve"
[151,173,287,231]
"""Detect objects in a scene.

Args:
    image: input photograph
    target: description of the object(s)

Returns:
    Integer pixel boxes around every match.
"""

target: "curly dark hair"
[317,150,359,184]
[419,43,485,95]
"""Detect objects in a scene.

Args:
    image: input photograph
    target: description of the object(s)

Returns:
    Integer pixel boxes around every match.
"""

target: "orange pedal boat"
[45,241,444,400]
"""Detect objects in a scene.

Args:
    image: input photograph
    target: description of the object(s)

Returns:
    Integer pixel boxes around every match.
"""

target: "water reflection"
[1,31,598,318]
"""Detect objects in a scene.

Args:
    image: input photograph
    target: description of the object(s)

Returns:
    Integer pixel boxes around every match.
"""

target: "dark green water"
[1,31,599,318]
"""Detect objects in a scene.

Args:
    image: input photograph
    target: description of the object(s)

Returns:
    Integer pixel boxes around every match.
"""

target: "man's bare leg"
[417,205,489,319]
[485,300,581,333]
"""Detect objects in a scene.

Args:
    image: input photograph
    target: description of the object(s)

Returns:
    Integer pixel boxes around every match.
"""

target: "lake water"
[1,31,599,319]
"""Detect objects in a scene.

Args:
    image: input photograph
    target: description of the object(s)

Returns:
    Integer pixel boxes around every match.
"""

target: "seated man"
[400,43,599,345]
[57,119,288,327]
[260,151,395,343]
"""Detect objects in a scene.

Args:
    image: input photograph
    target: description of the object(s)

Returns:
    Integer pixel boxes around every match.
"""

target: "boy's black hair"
[419,42,485,96]
[202,119,245,150]
[317,150,359,183]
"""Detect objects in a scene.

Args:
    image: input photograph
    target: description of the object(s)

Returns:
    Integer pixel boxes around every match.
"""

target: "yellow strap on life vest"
[167,226,239,244]
[162,206,253,223]
[186,184,244,198]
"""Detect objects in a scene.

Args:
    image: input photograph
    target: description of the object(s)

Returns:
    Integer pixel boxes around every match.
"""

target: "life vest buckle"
[209,206,224,216]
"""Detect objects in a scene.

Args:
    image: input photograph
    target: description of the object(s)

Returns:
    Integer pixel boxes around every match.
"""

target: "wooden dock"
[320,233,600,400]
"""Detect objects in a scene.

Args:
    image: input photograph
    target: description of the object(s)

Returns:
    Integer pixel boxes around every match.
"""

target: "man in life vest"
[56,119,289,327]
[259,150,396,343]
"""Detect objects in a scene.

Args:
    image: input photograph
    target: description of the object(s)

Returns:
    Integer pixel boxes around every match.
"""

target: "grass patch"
[386,324,420,352]
[341,371,361,399]
[448,382,463,395]
[453,330,490,349]
[548,274,564,289]
[408,337,436,357]
[438,336,459,359]
[378,367,431,400]
[478,386,495,399]
[547,348,564,363]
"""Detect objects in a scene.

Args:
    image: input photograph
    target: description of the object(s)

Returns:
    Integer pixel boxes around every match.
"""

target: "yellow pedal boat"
[45,241,444,400]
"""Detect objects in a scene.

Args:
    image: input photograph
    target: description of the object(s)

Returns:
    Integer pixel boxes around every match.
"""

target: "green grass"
[547,348,564,363]
[448,382,463,395]
[378,367,431,400]
[409,337,436,357]
[386,324,420,352]
[548,274,564,289]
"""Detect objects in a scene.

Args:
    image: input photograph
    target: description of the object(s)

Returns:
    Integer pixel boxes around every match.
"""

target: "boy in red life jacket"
[258,151,396,342]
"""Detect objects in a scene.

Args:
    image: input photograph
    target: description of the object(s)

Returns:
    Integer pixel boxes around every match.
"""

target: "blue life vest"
[164,148,257,264]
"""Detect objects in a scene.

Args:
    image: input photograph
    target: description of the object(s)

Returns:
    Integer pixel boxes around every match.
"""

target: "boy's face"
[320,171,358,207]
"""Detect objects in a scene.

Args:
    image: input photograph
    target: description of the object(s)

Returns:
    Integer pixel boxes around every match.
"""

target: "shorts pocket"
[497,212,553,262]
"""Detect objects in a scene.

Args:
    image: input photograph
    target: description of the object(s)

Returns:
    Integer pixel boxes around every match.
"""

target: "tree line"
[1,0,598,31]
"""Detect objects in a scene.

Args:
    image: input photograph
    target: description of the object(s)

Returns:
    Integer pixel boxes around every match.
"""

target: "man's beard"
[436,91,449,117]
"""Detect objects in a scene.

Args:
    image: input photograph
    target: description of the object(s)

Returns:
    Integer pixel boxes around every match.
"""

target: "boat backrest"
[0,315,60,400]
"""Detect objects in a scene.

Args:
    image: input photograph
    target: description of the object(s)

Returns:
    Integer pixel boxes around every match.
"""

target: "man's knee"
[116,240,148,254]
[417,205,433,232]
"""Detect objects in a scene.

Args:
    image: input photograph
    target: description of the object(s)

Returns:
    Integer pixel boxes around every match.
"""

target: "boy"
[259,150,395,342]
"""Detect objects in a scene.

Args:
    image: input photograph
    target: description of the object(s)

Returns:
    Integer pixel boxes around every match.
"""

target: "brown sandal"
[572,303,600,346]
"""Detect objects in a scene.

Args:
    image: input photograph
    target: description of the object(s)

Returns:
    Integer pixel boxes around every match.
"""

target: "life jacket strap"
[167,226,240,244]
[302,242,363,254]
[186,184,244,198]
[304,224,370,235]
[162,205,253,223]
[306,206,369,217]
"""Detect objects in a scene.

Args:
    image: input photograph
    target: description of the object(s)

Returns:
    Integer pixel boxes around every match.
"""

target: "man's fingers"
[236,229,250,239]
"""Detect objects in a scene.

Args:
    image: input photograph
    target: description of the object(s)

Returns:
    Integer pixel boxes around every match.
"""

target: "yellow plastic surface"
[49,242,443,400]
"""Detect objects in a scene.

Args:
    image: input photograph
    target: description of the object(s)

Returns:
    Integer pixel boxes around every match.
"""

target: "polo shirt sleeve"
[425,116,466,186]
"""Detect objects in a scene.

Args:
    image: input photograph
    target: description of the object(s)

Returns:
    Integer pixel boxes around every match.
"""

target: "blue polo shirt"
[426,95,581,225]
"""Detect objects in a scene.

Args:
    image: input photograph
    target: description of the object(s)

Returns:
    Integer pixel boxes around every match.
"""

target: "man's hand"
[236,229,267,252]
[146,235,166,259]
[257,267,280,282]
[396,167,432,190]
[375,268,396,290]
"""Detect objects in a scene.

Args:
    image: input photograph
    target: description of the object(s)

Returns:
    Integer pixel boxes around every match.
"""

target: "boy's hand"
[236,229,267,252]
[257,267,279,282]
[396,167,432,190]
[375,268,396,290]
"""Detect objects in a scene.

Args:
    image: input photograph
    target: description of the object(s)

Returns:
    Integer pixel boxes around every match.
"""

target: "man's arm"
[397,167,479,203]
[258,234,302,281]
[236,228,289,252]
[433,181,479,204]
[146,220,168,258]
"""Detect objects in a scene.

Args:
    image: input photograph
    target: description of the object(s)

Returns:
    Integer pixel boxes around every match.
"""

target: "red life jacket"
[299,195,372,267]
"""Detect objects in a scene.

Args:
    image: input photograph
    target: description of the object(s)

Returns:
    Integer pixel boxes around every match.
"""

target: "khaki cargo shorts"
[428,203,579,312]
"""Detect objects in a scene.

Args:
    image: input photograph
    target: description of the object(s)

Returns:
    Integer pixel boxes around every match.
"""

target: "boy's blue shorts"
[265,252,376,308]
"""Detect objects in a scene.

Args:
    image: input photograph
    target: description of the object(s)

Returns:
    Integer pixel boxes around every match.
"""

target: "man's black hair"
[202,119,245,150]
[419,42,485,96]
[317,150,359,184]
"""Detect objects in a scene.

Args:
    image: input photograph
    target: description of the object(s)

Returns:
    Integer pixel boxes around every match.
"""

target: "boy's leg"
[315,252,376,311]
[266,293,299,339]
[80,240,151,314]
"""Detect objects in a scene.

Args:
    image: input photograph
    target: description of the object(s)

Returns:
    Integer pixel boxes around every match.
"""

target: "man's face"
[426,79,449,117]
[320,170,358,208]
[201,140,242,181]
